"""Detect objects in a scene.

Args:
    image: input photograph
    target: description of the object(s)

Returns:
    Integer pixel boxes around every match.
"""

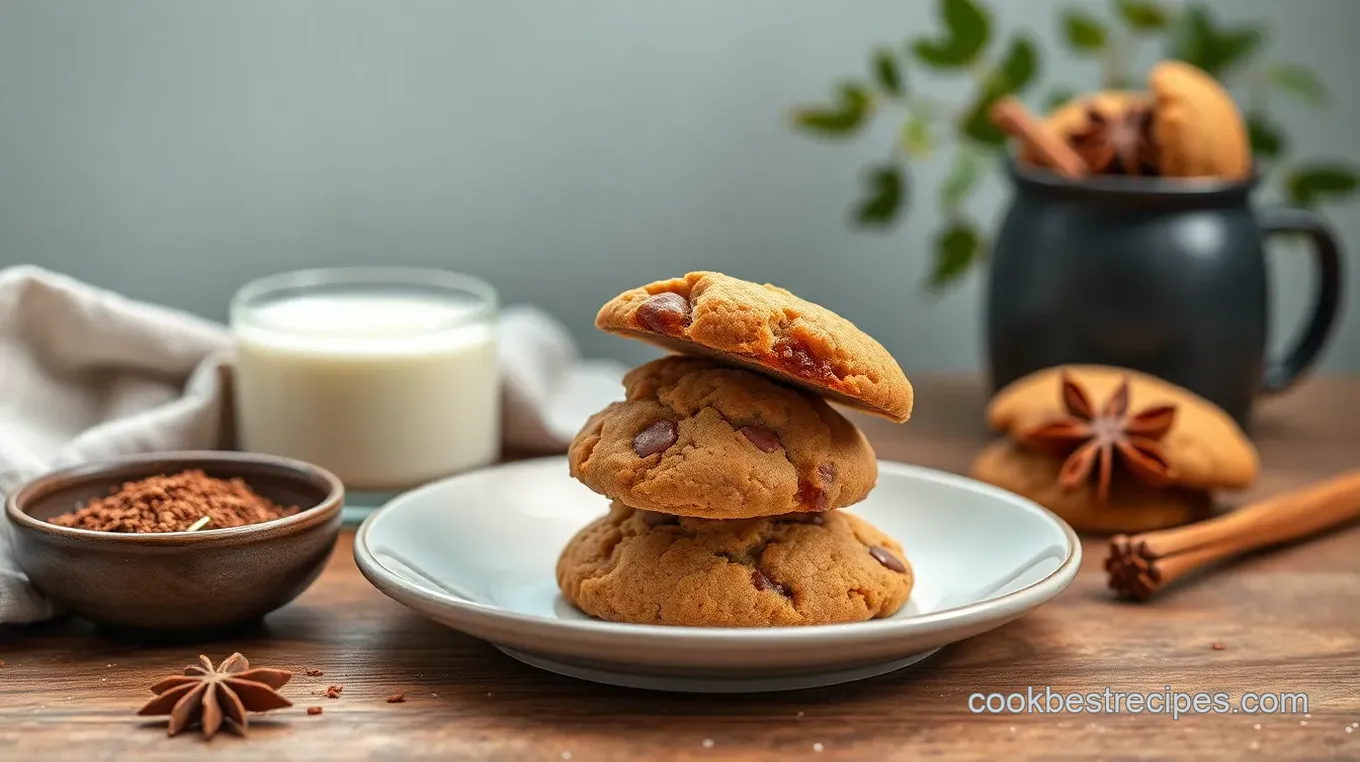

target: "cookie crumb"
[386,692,406,703]
[813,742,824,753]
[1009,726,1016,733]
[1305,713,1312,718]
[796,711,804,719]
[1253,724,1261,730]
[486,692,494,697]
[307,706,323,716]
[1346,727,1354,734]
[431,692,440,698]
[325,685,343,699]
[0,660,6,667]
[1249,740,1260,750]
[1300,720,1308,726]
[561,753,572,760]
[306,669,324,677]
[702,739,714,748]
[1211,642,1226,651]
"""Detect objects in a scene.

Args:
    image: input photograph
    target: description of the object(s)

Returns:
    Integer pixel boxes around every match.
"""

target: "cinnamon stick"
[1106,470,1360,600]
[989,96,1088,179]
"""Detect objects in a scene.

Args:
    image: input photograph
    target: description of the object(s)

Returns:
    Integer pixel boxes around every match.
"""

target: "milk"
[233,290,499,491]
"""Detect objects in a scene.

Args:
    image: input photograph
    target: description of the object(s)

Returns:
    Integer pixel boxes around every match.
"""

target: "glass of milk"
[230,268,499,493]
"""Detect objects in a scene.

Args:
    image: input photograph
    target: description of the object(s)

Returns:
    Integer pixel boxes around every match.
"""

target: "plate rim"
[354,456,1081,643]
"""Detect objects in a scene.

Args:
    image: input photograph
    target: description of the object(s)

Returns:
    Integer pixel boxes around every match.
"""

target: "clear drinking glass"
[230,268,500,506]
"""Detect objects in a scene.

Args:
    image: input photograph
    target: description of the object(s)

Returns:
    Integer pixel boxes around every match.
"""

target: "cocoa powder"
[48,469,299,533]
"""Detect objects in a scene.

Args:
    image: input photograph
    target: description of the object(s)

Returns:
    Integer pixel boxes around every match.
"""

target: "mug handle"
[1258,207,1345,395]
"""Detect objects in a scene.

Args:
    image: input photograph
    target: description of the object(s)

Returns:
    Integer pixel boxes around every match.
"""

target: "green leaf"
[1062,10,1107,52]
[1286,164,1359,207]
[940,150,981,210]
[791,82,872,136]
[911,0,992,69]
[1246,112,1286,160]
[900,116,933,158]
[1215,28,1266,74]
[959,36,1039,146]
[852,164,907,227]
[1269,64,1326,105]
[1166,6,1264,78]
[1044,87,1078,113]
[871,48,904,96]
[1116,0,1169,31]
[928,221,981,291]
[994,37,1039,94]
[1167,8,1211,69]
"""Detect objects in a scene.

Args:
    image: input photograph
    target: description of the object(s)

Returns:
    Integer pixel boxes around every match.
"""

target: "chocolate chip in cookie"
[869,546,907,573]
[636,292,692,335]
[633,420,678,458]
[751,568,791,598]
[739,426,782,453]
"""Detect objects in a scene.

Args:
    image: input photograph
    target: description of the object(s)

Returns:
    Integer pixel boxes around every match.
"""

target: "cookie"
[595,272,914,422]
[1149,60,1251,180]
[569,356,876,519]
[987,365,1258,491]
[557,502,913,627]
[971,439,1213,534]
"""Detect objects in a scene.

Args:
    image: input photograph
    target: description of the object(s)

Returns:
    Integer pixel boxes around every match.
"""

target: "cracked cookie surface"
[569,356,877,519]
[557,502,913,627]
[595,271,914,422]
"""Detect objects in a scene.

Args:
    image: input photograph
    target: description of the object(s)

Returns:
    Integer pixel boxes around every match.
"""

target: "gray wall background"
[0,0,1356,373]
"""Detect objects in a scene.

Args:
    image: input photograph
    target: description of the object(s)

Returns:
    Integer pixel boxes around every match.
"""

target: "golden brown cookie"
[557,503,913,627]
[1149,60,1251,180]
[595,272,914,422]
[971,439,1213,534]
[987,365,1258,491]
[1020,90,1150,170]
[569,356,876,519]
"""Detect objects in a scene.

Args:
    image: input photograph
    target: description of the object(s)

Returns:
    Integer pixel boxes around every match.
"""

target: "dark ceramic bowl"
[6,451,344,633]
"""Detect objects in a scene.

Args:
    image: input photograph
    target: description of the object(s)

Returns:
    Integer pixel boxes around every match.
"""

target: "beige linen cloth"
[0,266,625,624]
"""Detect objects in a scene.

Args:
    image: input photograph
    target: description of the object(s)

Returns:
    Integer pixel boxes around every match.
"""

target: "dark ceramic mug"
[986,161,1343,426]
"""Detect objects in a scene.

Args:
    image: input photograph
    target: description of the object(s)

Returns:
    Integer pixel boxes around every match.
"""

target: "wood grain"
[2,375,1358,762]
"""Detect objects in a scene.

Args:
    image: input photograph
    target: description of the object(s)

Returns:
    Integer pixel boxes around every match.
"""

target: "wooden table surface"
[3,375,1358,761]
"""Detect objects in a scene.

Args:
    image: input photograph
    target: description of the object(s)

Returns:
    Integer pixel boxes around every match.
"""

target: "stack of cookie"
[557,272,916,627]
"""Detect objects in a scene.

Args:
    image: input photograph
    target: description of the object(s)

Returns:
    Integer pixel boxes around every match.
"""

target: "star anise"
[137,653,292,739]
[1019,373,1177,502]
[1068,103,1157,176]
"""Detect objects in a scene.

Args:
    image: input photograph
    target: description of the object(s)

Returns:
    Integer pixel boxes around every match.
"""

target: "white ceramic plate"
[354,457,1079,692]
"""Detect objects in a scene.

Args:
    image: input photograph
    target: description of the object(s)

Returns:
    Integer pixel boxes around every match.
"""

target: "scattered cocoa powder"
[325,685,343,699]
[306,669,324,677]
[48,470,299,533]
[386,692,406,704]
[307,706,323,716]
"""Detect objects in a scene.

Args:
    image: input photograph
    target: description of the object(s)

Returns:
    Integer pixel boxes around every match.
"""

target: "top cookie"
[595,272,914,422]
